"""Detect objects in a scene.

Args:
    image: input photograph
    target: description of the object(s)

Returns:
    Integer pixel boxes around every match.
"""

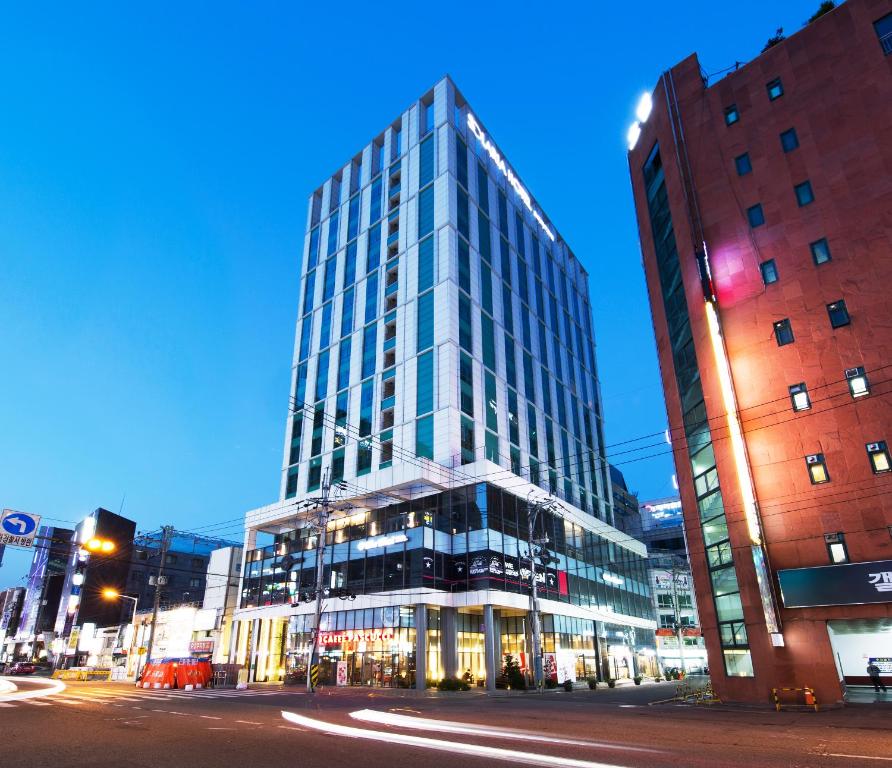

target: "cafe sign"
[318,629,395,645]
[778,558,892,608]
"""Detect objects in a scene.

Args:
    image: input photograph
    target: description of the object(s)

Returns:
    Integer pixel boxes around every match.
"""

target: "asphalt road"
[1,676,890,768]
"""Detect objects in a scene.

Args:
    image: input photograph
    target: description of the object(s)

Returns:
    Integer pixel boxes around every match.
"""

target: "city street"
[2,677,890,768]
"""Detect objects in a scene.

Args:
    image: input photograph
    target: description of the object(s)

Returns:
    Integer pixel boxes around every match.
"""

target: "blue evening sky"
[0,1,821,587]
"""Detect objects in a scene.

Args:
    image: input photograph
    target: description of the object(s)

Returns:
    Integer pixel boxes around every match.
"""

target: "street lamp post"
[102,590,140,680]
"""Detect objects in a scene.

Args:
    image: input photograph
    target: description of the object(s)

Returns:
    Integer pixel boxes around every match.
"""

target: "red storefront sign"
[318,629,395,645]
[682,627,701,637]
[189,640,215,653]
[655,629,675,637]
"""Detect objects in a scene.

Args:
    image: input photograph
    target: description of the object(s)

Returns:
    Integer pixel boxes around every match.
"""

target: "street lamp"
[102,589,140,679]
[83,537,116,554]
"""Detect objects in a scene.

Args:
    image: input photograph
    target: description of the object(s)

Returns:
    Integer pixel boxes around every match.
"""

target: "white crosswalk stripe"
[49,687,292,705]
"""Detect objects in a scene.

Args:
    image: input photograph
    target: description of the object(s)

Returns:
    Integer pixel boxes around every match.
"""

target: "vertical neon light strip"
[705,302,781,635]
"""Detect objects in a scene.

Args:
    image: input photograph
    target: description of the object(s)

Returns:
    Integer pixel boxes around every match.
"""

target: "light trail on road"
[349,709,660,753]
[282,710,637,768]
[0,676,66,703]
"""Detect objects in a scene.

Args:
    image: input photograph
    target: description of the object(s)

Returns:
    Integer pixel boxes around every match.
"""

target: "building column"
[484,604,497,692]
[415,604,428,690]
[441,607,458,680]
[228,619,240,665]
[249,619,260,682]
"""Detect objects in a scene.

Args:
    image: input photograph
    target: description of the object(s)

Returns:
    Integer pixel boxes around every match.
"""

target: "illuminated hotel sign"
[318,629,395,645]
[466,113,556,243]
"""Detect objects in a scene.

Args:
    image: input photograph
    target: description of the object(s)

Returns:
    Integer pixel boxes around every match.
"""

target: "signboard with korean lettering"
[0,509,41,548]
[778,559,892,608]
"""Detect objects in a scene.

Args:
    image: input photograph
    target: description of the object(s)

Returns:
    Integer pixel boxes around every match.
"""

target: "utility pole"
[145,525,173,664]
[671,558,688,675]
[526,494,556,692]
[306,472,332,693]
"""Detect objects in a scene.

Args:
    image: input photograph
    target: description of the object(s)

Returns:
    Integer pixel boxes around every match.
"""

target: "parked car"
[7,662,36,675]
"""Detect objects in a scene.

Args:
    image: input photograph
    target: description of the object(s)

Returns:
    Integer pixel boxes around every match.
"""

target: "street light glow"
[635,92,653,123]
[102,589,120,600]
[83,537,116,553]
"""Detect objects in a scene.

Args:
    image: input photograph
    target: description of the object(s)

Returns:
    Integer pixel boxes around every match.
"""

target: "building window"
[747,204,765,228]
[789,383,810,412]
[415,415,434,460]
[845,366,870,398]
[724,104,739,125]
[191,557,204,569]
[766,78,784,101]
[735,153,752,176]
[460,416,475,464]
[827,299,850,328]
[165,554,178,565]
[780,128,799,153]
[806,453,829,484]
[875,12,892,55]
[810,238,831,265]
[760,259,778,285]
[189,578,202,588]
[867,441,891,474]
[824,533,848,564]
[773,318,794,346]
[422,99,435,136]
[795,181,815,207]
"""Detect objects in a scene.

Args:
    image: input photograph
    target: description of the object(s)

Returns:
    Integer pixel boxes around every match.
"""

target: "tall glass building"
[231,77,655,688]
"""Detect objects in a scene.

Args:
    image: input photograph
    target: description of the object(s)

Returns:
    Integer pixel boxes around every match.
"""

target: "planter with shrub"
[436,677,471,691]
[633,676,642,686]
[606,679,616,688]
[563,679,574,692]
[586,677,598,690]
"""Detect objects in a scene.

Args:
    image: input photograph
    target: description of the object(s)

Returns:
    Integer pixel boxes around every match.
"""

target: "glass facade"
[241,484,650,619]
[642,143,753,677]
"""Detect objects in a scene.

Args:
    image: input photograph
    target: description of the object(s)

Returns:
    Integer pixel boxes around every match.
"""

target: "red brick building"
[627,0,892,705]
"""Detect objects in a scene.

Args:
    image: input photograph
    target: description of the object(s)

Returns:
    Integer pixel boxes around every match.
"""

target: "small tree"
[502,654,526,690]
[762,27,786,52]
[807,1,835,24]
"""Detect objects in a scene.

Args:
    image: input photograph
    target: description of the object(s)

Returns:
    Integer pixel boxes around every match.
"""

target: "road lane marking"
[349,709,660,753]
[235,720,264,725]
[282,711,637,768]
[22,700,52,706]
[200,715,222,720]
[0,702,16,708]
[827,756,892,762]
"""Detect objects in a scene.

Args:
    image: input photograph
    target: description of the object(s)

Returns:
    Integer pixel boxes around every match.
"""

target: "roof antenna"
[118,493,126,516]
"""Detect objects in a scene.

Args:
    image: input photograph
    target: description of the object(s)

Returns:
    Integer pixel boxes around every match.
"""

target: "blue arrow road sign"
[1,511,39,536]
